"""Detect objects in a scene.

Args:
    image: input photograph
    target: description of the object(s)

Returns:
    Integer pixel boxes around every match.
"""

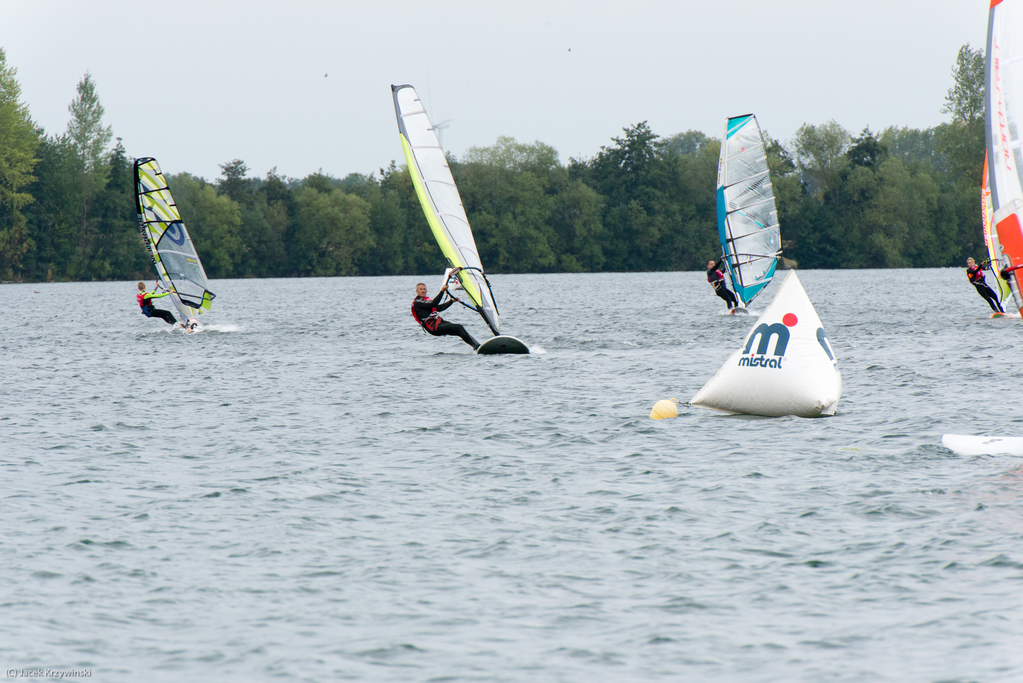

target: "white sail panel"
[691,271,841,418]
[392,84,500,336]
[716,114,782,307]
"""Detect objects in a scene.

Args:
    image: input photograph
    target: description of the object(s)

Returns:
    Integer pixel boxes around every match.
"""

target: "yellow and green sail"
[134,157,215,320]
[392,84,500,336]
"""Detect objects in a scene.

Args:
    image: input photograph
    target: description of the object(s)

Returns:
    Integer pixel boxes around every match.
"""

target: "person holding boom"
[965,257,1004,314]
[136,281,178,325]
[411,270,480,350]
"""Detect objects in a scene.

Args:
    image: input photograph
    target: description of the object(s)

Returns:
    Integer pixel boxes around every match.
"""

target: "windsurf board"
[476,335,529,355]
[942,434,1023,456]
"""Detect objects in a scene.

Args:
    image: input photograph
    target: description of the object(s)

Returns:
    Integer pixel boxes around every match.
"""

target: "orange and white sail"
[985,0,1023,314]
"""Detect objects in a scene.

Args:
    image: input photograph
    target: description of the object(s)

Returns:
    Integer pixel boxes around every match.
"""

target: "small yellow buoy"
[650,398,679,420]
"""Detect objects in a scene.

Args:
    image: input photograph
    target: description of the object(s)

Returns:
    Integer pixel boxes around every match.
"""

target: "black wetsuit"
[967,264,1004,313]
[707,259,738,309]
[412,291,479,350]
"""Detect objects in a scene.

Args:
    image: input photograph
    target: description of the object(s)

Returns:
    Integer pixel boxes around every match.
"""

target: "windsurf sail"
[982,152,1012,301]
[716,114,782,307]
[391,84,500,337]
[134,157,215,321]
[986,0,1023,315]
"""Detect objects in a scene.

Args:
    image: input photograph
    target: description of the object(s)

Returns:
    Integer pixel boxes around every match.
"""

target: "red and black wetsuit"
[412,291,479,350]
[707,258,738,309]
[137,290,177,325]
[967,264,1004,313]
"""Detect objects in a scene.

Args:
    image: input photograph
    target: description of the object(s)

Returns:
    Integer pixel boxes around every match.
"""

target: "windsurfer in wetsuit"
[136,281,177,325]
[412,280,480,350]
[707,258,738,310]
[965,258,1004,313]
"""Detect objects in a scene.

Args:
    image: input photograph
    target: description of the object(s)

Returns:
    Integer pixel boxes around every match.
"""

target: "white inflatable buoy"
[650,398,679,420]
[690,271,842,418]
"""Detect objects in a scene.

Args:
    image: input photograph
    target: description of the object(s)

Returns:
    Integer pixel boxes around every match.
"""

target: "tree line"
[0,45,986,283]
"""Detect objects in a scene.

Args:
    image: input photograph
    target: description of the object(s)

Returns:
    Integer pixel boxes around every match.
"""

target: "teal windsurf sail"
[715,114,782,307]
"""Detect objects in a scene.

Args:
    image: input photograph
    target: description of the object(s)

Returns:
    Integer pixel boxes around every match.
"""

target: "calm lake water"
[2,269,1022,682]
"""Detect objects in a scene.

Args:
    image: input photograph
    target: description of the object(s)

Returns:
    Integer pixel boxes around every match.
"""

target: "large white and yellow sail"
[391,84,500,336]
[134,158,215,321]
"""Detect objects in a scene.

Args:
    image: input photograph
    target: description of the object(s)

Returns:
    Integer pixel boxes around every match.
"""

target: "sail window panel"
[723,172,774,212]
[426,187,476,252]
[734,261,774,289]
[729,223,781,263]
[155,224,211,299]
[413,148,451,187]
[406,122,444,149]
[726,201,778,239]
[725,127,763,161]
[728,252,774,288]
[442,220,480,266]
[158,251,208,303]
[724,150,768,187]
[424,180,467,225]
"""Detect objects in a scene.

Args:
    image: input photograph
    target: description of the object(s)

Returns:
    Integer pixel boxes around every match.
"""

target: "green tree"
[65,72,113,258]
[377,160,438,276]
[0,49,40,279]
[879,126,937,170]
[89,139,149,279]
[463,136,560,176]
[578,122,683,270]
[935,43,985,189]
[791,120,850,199]
[170,173,243,278]
[661,130,713,157]
[942,43,985,125]
[456,157,557,273]
[292,187,373,276]
[22,135,79,280]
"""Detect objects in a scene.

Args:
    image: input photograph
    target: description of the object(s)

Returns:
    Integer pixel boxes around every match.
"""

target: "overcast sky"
[3,0,988,182]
